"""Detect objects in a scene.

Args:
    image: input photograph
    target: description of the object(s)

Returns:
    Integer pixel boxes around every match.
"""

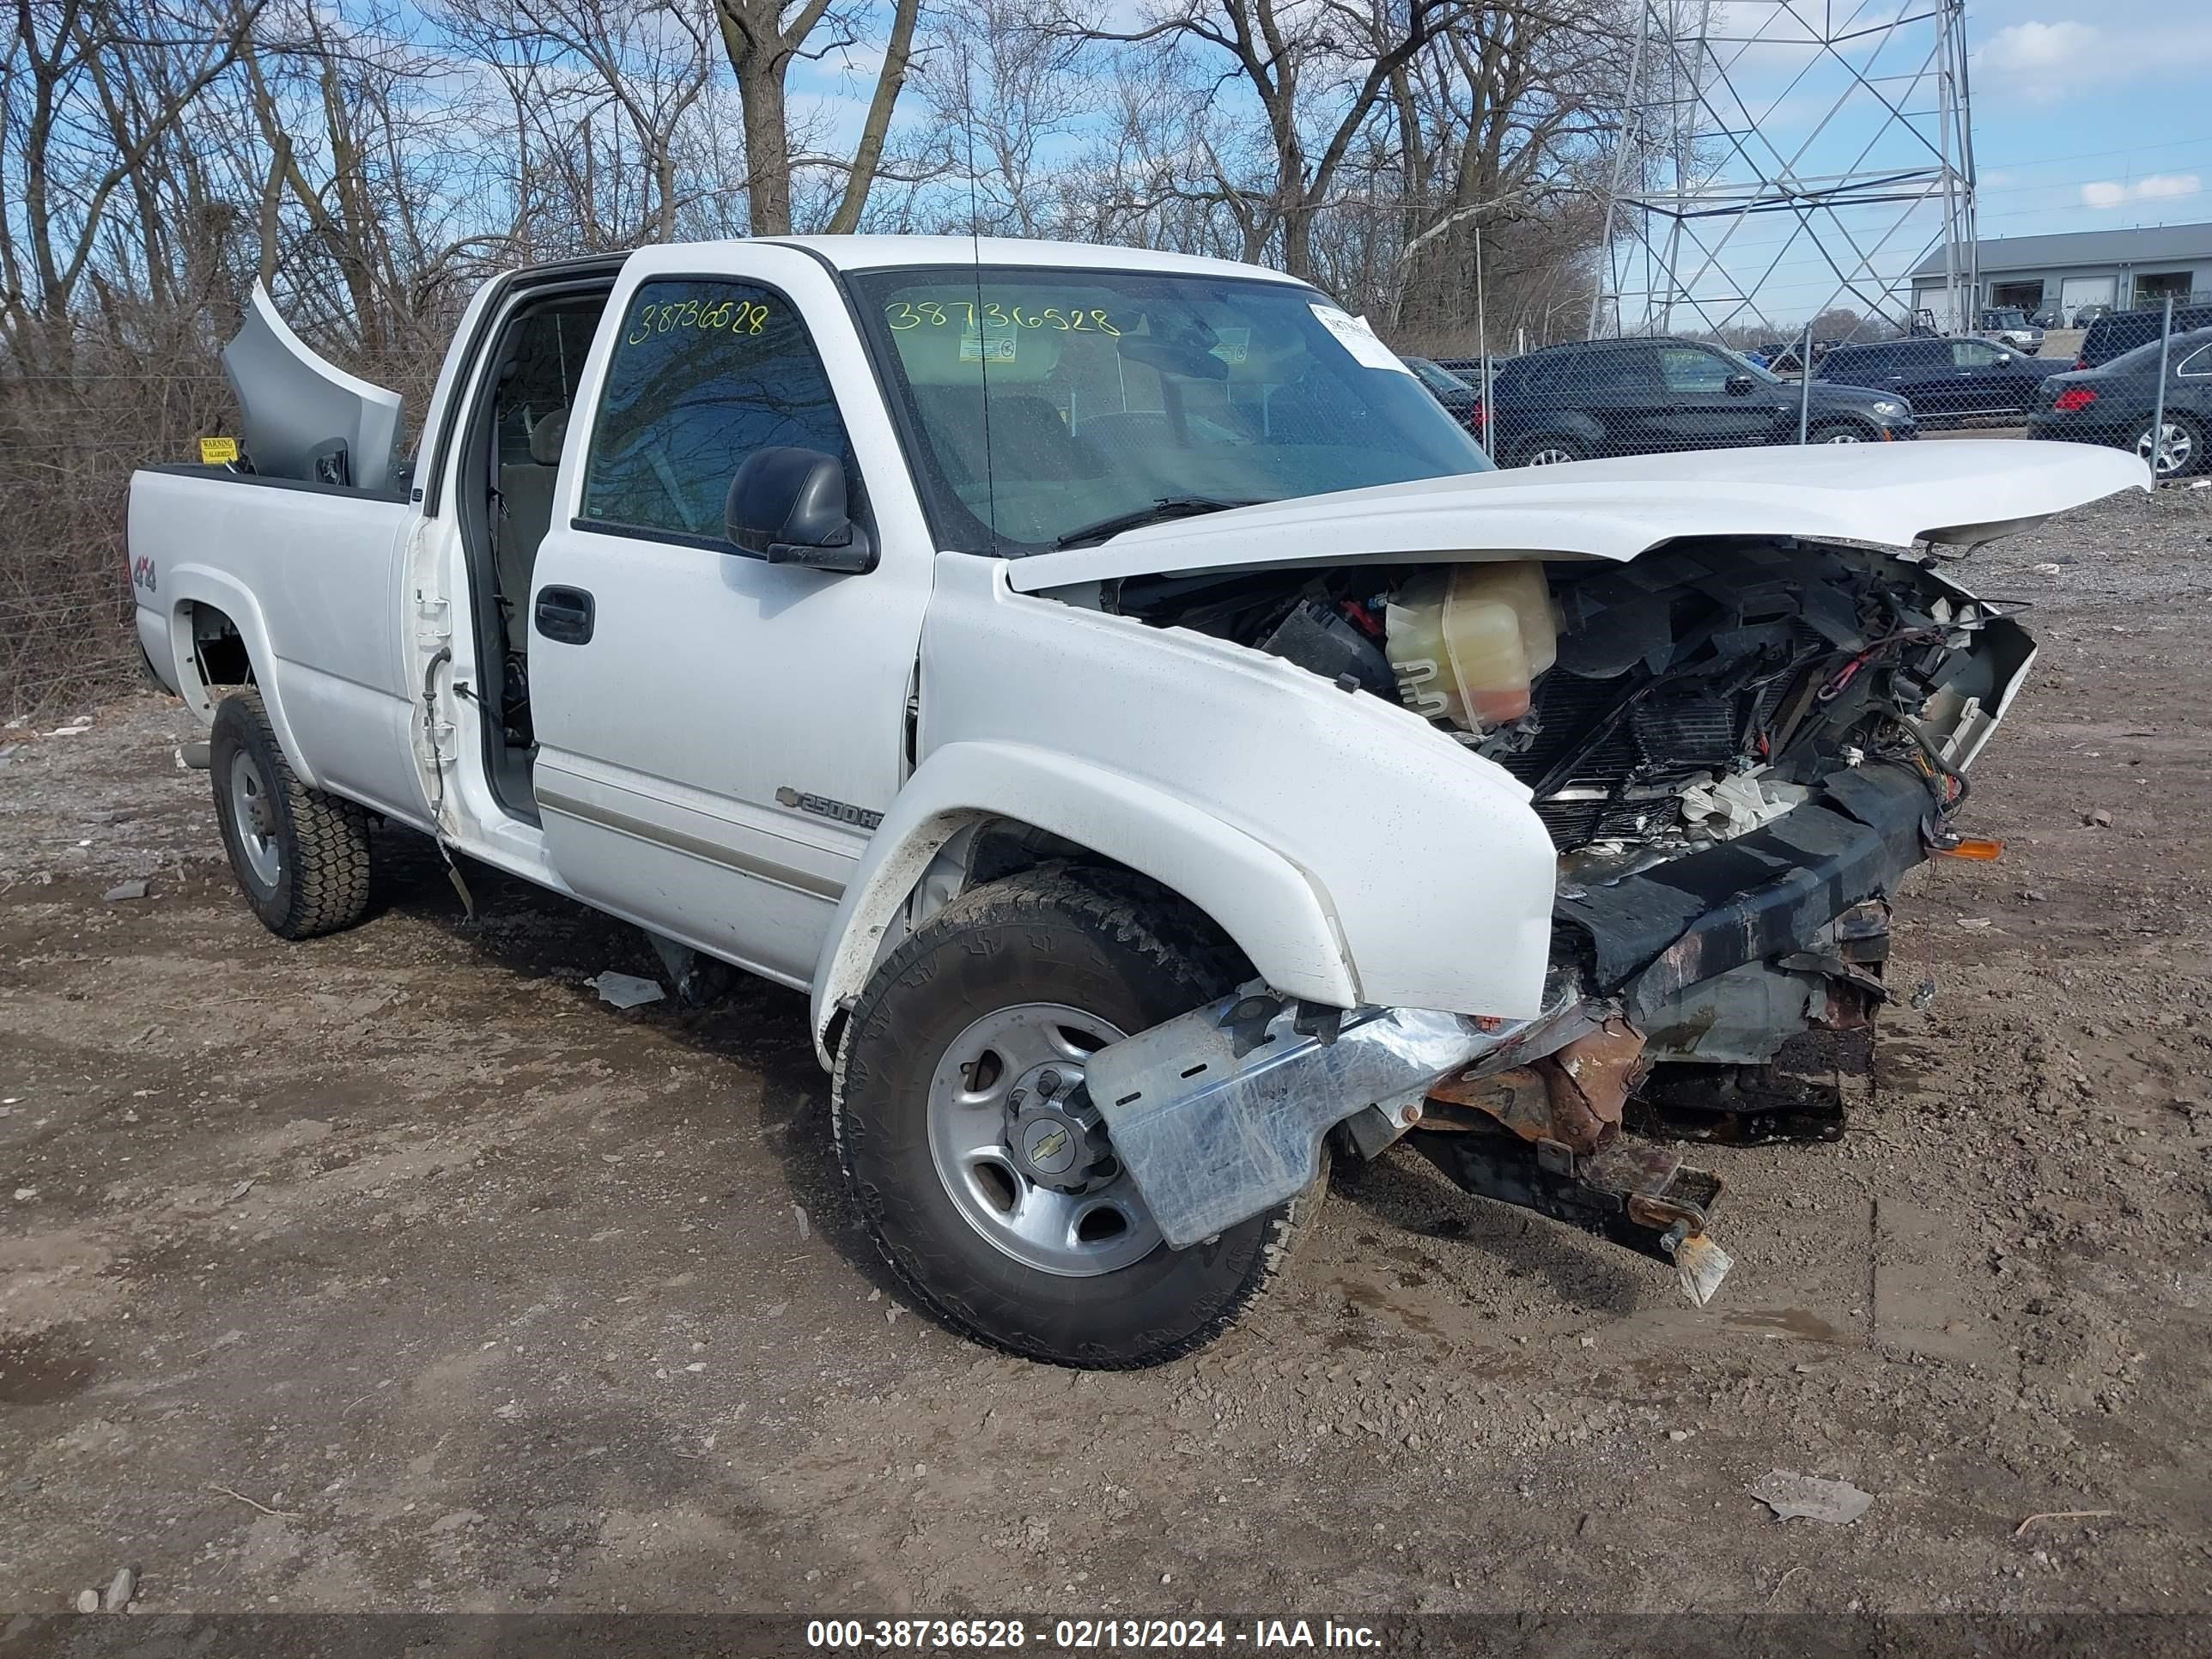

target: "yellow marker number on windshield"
[885,301,1120,337]
[624,297,771,347]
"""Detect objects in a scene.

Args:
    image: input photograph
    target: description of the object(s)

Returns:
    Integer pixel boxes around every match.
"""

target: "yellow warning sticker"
[199,436,240,465]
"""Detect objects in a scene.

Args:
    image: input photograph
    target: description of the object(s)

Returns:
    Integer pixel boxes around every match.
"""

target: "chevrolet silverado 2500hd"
[128,237,2145,1369]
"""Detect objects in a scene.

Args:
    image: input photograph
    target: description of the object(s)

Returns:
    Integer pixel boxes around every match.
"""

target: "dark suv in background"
[1481,337,1916,466]
[2075,302,2212,369]
[1813,336,2070,425]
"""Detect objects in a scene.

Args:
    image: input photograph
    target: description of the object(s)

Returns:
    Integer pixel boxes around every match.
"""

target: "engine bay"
[1101,538,2032,868]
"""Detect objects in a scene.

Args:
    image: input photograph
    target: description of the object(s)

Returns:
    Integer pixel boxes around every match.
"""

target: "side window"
[2179,344,2212,378]
[1656,346,1735,392]
[1951,340,2003,368]
[581,278,851,539]
[1583,348,1658,394]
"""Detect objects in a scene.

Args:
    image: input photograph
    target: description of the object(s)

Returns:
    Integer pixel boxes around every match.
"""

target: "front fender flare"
[806,740,1359,1066]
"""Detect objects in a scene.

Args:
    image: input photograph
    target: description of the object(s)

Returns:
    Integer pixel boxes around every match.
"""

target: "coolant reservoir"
[1453,561,1557,677]
[1385,561,1556,731]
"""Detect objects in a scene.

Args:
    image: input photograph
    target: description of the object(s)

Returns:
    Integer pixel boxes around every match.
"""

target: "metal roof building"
[1911,221,2212,325]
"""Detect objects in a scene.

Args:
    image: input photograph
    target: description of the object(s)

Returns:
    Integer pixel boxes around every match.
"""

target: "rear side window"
[581,278,851,541]
[1578,348,1657,393]
[1818,347,1879,378]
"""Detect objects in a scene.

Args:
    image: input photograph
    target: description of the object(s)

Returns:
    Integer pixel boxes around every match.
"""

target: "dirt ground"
[2,483,2209,1621]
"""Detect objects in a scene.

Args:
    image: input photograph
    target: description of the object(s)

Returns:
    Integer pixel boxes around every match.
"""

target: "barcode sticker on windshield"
[1310,305,1412,375]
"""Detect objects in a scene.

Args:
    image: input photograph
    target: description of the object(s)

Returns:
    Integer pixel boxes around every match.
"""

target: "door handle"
[534,586,595,645]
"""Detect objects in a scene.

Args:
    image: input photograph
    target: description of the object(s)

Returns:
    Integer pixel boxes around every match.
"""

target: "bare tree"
[710,0,921,235]
[1050,0,1475,280]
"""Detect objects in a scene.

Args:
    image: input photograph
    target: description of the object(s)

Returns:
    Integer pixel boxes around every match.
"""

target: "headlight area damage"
[1079,538,2035,1305]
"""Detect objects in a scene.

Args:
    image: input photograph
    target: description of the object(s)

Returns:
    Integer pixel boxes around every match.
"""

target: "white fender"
[806,739,1358,1064]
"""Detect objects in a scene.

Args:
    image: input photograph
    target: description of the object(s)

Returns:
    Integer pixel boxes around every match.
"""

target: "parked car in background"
[1975,307,2045,354]
[1814,336,2071,425]
[2075,302,2212,369]
[1485,337,1915,465]
[2069,303,2113,327]
[2028,324,2212,477]
[1401,355,1484,437]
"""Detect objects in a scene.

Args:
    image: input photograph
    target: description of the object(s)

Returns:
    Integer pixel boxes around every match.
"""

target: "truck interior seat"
[495,408,567,652]
[914,387,1101,488]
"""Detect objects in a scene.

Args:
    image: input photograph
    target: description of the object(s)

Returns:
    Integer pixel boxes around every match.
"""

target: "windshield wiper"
[1054,495,1265,550]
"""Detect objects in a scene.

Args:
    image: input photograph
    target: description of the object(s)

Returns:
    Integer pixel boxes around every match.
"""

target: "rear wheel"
[1516,435,1585,467]
[2134,412,2204,478]
[833,867,1322,1369]
[210,691,373,939]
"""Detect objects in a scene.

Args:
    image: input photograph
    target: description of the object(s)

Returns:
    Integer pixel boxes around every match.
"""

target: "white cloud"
[1975,12,2212,100]
[2080,173,2203,210]
[1984,21,2098,74]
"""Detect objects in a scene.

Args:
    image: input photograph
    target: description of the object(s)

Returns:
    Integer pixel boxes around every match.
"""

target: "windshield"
[848,265,1492,555]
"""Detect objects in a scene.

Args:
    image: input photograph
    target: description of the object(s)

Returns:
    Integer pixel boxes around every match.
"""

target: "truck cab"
[130,237,2144,1368]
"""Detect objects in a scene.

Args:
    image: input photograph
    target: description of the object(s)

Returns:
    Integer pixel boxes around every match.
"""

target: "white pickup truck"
[129,236,2142,1368]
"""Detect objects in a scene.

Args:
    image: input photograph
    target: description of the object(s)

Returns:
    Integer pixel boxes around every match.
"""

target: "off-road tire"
[832,866,1324,1369]
[210,690,373,939]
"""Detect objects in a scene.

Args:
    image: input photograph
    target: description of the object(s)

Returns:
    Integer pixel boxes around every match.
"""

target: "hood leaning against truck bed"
[1003,439,2148,592]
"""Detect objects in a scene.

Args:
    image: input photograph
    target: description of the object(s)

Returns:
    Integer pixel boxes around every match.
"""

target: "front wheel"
[832,867,1322,1369]
[2134,412,2204,478]
[1808,421,1873,445]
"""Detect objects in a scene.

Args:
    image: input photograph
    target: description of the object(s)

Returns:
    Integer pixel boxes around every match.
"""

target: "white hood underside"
[1004,440,2148,592]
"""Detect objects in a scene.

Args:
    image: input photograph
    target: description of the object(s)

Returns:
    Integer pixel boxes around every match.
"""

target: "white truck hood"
[1004,439,2147,592]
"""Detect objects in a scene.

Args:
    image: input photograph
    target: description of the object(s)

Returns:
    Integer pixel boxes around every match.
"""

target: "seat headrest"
[528,407,568,465]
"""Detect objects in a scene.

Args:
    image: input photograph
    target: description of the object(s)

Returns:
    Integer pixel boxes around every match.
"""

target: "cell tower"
[1590,0,1978,339]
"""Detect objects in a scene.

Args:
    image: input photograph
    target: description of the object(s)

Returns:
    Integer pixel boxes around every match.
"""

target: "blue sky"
[1968,3,2210,239]
[1604,1,2212,327]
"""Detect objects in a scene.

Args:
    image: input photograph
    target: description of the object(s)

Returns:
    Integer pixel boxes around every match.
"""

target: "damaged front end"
[1080,535,2032,1302]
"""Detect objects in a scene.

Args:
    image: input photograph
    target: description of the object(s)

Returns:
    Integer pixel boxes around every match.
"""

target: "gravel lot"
[2,483,2208,1620]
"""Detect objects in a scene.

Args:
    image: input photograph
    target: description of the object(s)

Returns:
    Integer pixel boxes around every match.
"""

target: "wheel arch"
[161,570,322,789]
[808,740,1360,1068]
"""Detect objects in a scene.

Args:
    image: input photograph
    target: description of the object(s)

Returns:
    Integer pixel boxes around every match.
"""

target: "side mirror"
[1724,373,1756,396]
[725,447,872,574]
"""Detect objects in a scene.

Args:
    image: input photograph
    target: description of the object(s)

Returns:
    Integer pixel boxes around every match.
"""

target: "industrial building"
[1911,221,2212,325]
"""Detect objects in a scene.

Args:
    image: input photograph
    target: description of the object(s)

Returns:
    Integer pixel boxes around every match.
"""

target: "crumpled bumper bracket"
[1411,1129,1734,1305]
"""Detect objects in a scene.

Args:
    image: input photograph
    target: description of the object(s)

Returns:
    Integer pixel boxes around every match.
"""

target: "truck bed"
[128,465,429,827]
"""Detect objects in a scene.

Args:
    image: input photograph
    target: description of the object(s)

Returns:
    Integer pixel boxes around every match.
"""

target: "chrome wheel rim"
[1818,428,1865,444]
[228,751,281,889]
[1525,446,1577,466]
[2137,421,2192,476]
[926,1001,1160,1277]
